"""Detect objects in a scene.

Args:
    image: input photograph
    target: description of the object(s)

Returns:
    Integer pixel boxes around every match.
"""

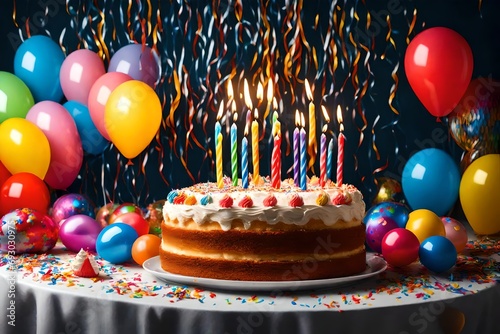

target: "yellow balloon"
[459,154,500,235]
[104,80,162,159]
[406,209,445,243]
[0,117,51,179]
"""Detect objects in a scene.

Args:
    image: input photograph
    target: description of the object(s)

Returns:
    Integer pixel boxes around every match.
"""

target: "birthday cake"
[160,178,366,281]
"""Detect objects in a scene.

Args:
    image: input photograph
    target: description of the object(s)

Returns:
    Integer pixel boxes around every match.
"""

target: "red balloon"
[0,161,11,188]
[111,212,149,236]
[0,172,51,216]
[404,27,473,118]
[381,228,420,267]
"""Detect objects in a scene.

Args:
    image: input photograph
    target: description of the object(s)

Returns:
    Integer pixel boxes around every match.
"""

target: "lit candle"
[252,109,260,184]
[300,112,307,190]
[327,138,334,180]
[320,125,327,187]
[293,110,300,187]
[216,132,223,189]
[336,106,345,186]
[305,79,316,172]
[271,114,281,189]
[231,112,238,186]
[241,123,249,189]
[215,102,223,148]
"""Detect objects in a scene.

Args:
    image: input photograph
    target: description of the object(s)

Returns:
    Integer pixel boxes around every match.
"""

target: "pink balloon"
[87,72,132,140]
[26,101,83,189]
[59,215,103,253]
[60,49,106,105]
[441,217,469,253]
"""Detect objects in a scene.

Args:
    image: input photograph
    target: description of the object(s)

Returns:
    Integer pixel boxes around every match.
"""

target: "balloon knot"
[436,117,442,123]
[127,160,134,166]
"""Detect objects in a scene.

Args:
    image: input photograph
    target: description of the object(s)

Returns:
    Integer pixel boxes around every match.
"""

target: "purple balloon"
[59,215,102,252]
[51,193,96,225]
[365,216,399,253]
[108,44,160,88]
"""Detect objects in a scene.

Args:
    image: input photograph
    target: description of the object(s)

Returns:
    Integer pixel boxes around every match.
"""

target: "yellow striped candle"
[216,133,223,189]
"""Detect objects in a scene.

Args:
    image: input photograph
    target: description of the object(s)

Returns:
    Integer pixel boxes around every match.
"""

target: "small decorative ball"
[364,201,410,228]
[372,177,405,205]
[95,203,119,228]
[405,209,445,243]
[59,215,102,253]
[0,208,58,254]
[365,216,399,253]
[51,193,96,225]
[381,228,420,267]
[441,217,468,253]
[419,236,457,273]
[96,223,138,264]
[132,234,161,266]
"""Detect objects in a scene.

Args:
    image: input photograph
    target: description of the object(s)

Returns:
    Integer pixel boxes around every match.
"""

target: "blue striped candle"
[241,136,248,189]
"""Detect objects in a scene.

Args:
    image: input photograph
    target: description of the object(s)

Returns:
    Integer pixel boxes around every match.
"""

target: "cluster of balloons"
[0,35,162,193]
[364,202,466,273]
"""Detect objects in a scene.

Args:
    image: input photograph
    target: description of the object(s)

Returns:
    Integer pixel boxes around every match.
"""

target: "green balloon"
[0,71,35,124]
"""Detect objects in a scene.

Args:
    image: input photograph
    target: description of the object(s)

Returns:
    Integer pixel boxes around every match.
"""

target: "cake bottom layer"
[159,248,367,281]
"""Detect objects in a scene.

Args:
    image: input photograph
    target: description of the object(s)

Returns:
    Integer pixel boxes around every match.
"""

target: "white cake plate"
[143,254,387,292]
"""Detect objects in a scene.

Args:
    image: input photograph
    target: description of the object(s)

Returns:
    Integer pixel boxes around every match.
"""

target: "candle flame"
[233,112,238,123]
[267,80,273,102]
[300,112,306,128]
[304,79,313,101]
[272,97,278,111]
[244,122,249,136]
[227,80,234,101]
[217,102,224,120]
[243,79,253,109]
[340,123,344,132]
[321,105,330,123]
[295,109,300,127]
[256,82,263,102]
[254,108,259,120]
[336,105,343,124]
[322,124,328,133]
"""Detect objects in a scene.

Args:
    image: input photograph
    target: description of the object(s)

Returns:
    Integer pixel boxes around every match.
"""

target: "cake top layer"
[163,177,366,231]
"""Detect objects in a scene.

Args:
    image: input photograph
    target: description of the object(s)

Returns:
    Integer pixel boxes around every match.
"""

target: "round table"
[1,239,499,334]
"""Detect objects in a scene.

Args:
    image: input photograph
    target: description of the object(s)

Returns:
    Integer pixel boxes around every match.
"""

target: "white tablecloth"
[1,240,499,334]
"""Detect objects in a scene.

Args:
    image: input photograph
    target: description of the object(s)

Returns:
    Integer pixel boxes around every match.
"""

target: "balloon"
[402,148,460,216]
[0,161,11,188]
[381,228,420,267]
[365,216,399,253]
[108,203,143,223]
[107,44,160,88]
[0,172,51,217]
[0,71,35,123]
[372,177,405,205]
[51,193,96,225]
[131,234,161,266]
[95,203,119,228]
[145,200,165,236]
[441,217,468,253]
[405,209,445,243]
[13,35,65,102]
[59,49,106,104]
[59,215,102,253]
[87,72,132,141]
[96,223,138,264]
[448,78,500,153]
[104,80,162,159]
[459,154,500,235]
[63,100,109,155]
[404,27,473,118]
[111,212,149,237]
[0,118,51,179]
[0,208,58,254]
[26,101,83,189]
[419,236,457,273]
[459,149,487,174]
[364,201,410,229]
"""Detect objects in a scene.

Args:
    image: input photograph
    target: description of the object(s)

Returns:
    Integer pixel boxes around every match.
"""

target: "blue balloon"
[364,201,410,228]
[63,100,109,155]
[402,148,460,216]
[96,223,138,264]
[419,236,457,273]
[14,35,65,102]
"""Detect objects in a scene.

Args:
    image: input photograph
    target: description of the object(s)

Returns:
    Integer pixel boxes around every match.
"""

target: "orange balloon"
[131,234,161,266]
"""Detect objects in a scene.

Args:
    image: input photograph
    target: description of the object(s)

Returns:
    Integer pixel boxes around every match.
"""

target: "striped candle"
[230,117,238,186]
[327,138,334,180]
[216,133,223,189]
[293,110,300,187]
[320,131,327,187]
[300,127,307,190]
[251,111,260,184]
[336,106,344,186]
[241,136,248,189]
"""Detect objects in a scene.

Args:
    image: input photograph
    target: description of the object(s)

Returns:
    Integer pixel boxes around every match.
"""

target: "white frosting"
[163,179,365,231]
[72,248,100,274]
